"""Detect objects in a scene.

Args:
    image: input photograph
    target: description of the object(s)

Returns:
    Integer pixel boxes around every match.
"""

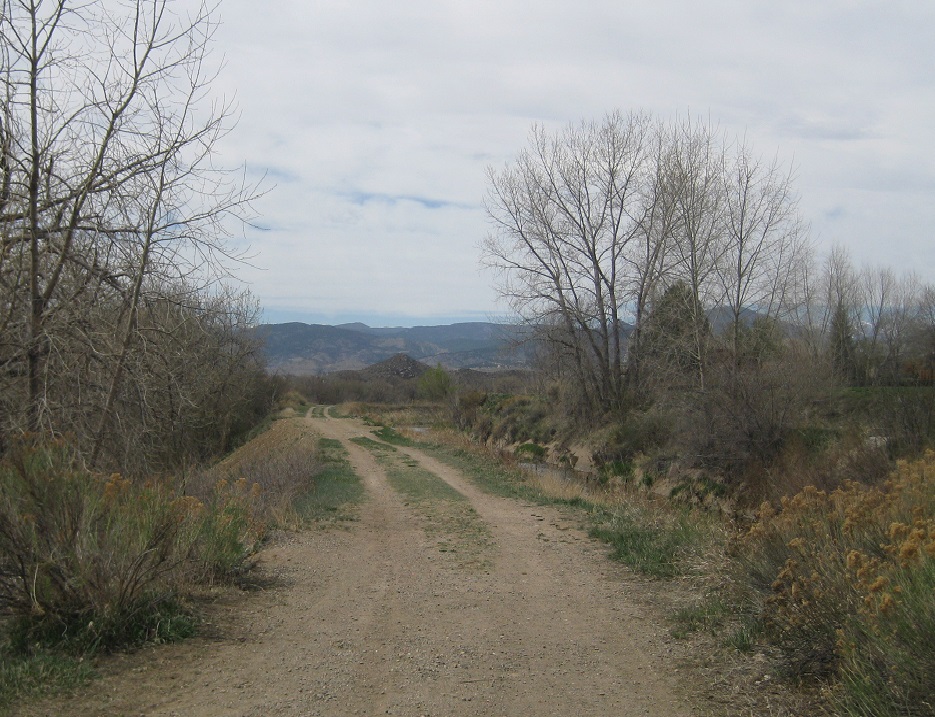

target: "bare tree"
[801,245,861,383]
[850,265,924,385]
[484,111,654,414]
[0,0,262,470]
[618,123,678,393]
[717,140,810,363]
[485,111,816,411]
[910,283,935,382]
[658,116,728,391]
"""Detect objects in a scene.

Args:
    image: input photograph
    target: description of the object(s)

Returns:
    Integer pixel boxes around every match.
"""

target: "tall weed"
[191,478,264,580]
[589,506,700,578]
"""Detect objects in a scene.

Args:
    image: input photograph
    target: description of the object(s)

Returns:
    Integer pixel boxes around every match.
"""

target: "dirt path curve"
[19,412,696,717]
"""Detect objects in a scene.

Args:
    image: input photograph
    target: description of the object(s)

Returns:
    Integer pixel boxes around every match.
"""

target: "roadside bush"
[514,442,546,461]
[192,478,265,580]
[0,438,200,652]
[417,364,453,401]
[0,437,266,654]
[485,394,555,445]
[452,390,487,431]
[734,455,935,715]
[679,355,827,499]
[591,410,671,467]
[596,459,634,486]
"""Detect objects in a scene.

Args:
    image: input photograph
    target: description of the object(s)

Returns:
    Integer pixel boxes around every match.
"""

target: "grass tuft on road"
[294,438,364,523]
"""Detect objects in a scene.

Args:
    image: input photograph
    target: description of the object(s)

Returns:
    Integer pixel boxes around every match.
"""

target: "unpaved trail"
[19,412,695,717]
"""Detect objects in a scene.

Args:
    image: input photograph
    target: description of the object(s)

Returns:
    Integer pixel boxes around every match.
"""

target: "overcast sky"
[206,0,935,327]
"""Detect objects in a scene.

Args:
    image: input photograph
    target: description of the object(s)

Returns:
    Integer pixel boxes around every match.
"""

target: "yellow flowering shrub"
[735,452,935,715]
[193,474,266,580]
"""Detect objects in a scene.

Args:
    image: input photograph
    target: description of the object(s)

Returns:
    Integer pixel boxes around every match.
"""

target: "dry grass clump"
[205,417,321,529]
[532,469,591,503]
[735,453,935,716]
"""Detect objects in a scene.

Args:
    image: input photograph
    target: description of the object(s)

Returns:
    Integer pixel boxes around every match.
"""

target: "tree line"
[0,0,271,474]
[484,111,935,491]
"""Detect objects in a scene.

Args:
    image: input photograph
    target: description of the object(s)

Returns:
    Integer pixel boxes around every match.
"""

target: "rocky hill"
[359,353,431,380]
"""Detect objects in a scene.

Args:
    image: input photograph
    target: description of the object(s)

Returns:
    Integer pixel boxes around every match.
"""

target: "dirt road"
[21,412,695,717]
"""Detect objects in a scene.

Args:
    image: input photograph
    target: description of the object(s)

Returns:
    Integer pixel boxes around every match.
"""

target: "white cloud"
[200,0,935,324]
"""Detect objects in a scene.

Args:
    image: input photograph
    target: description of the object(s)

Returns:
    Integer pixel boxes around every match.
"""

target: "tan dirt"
[17,412,698,717]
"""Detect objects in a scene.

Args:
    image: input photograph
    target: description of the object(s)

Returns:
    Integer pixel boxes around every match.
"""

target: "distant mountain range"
[253,321,534,375]
[254,307,771,375]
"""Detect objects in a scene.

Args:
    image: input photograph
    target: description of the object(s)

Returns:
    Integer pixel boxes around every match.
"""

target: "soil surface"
[18,412,698,717]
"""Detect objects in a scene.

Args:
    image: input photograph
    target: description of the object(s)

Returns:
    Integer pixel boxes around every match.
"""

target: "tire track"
[18,411,694,717]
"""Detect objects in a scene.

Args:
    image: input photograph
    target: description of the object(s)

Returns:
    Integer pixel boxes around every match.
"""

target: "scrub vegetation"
[0,415,359,712]
[3,10,934,713]
[338,356,935,717]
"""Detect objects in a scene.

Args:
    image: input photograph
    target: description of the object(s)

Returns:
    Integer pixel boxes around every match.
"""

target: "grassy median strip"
[352,436,494,568]
[413,440,550,503]
[295,438,364,523]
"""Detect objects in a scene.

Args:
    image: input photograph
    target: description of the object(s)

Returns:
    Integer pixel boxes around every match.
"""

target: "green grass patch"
[351,435,396,453]
[514,442,546,460]
[669,595,730,639]
[415,443,547,502]
[384,458,466,504]
[378,450,466,505]
[0,643,94,715]
[294,438,364,522]
[588,507,700,578]
[317,437,343,457]
[373,426,414,446]
[724,618,761,653]
[4,600,198,658]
